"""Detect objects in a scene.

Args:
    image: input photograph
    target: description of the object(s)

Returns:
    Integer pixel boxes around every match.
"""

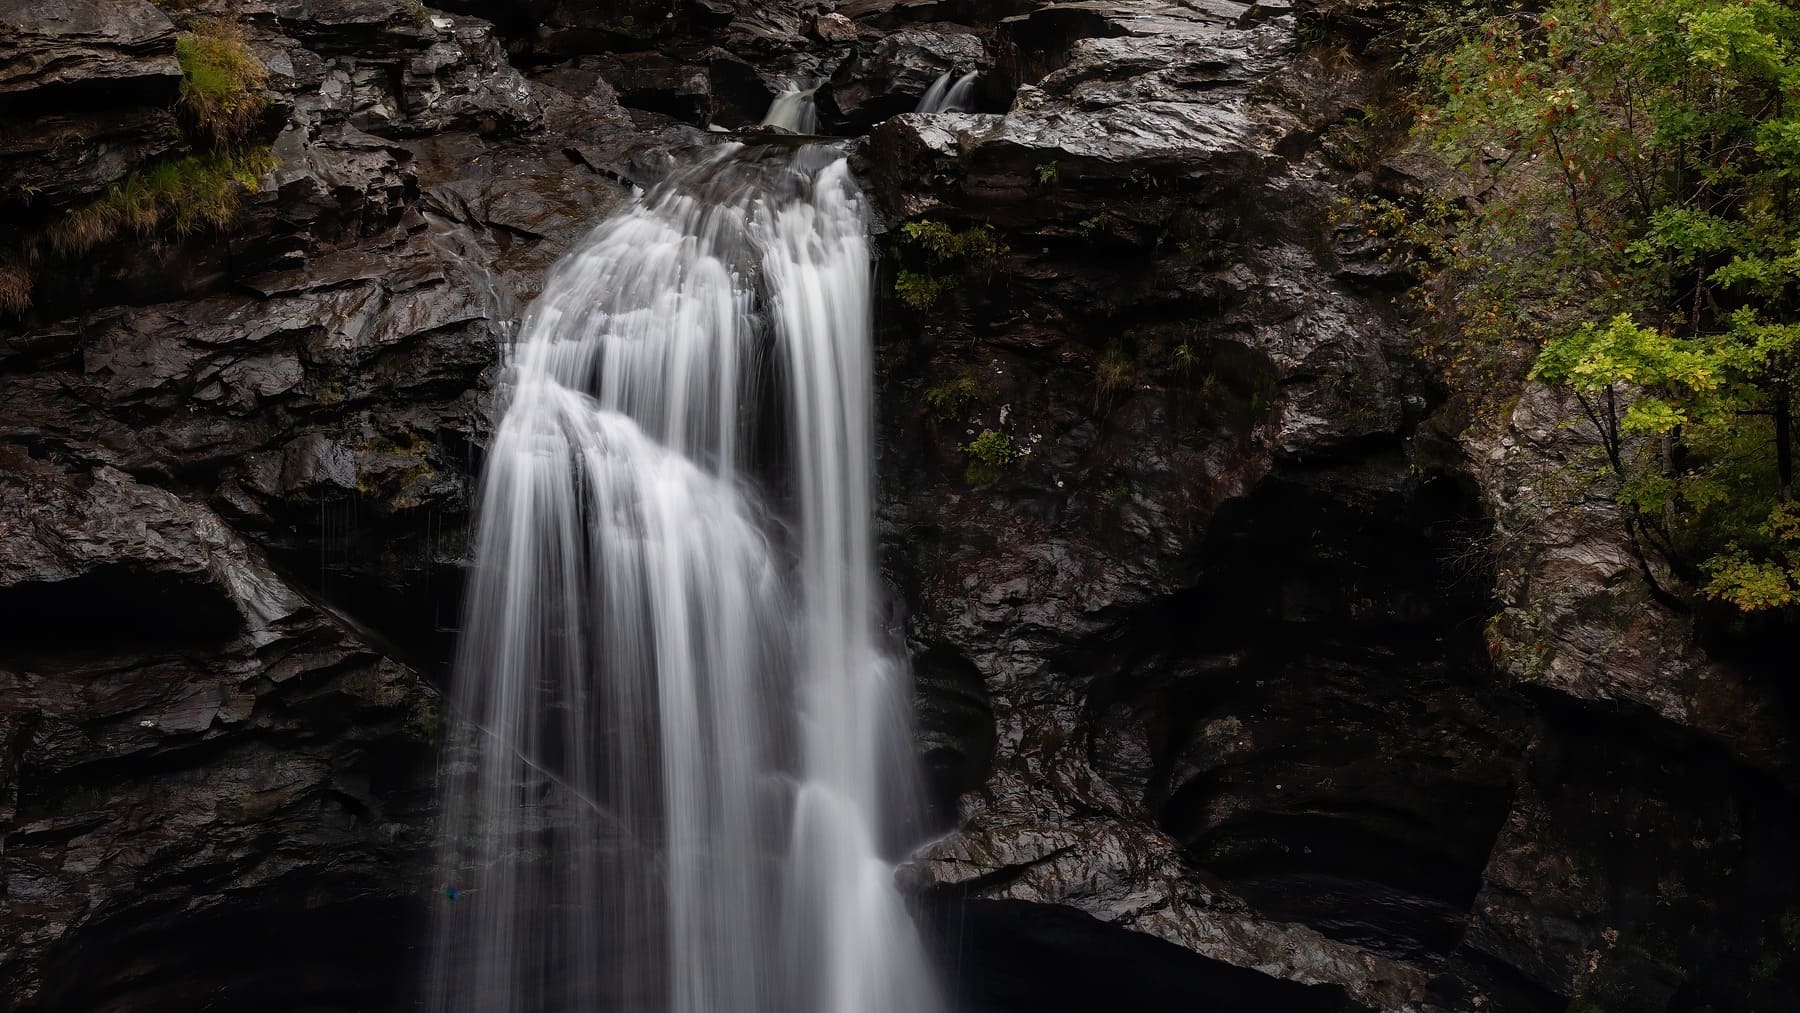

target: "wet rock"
[399,18,541,135]
[1427,360,1800,1010]
[270,0,430,37]
[860,5,1478,1006]
[1438,710,1800,1012]
[908,765,1432,1011]
[2,0,1795,1009]
[874,15,1298,204]
[0,0,180,99]
[531,0,685,52]
[0,104,185,213]
[706,54,781,127]
[866,2,1787,1010]
[814,12,859,42]
[0,0,184,210]
[1094,463,1532,966]
[1471,386,1791,769]
[0,2,643,997]
[283,12,539,139]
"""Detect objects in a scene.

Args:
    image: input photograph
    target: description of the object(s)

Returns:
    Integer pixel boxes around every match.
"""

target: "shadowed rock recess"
[1,1,1796,1012]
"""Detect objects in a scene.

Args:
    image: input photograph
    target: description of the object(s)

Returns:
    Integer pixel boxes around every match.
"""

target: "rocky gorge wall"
[1,1,1796,1012]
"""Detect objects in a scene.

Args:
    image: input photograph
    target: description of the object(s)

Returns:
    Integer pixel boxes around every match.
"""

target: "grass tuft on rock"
[45,149,274,258]
[0,260,31,315]
[0,22,274,314]
[176,23,269,149]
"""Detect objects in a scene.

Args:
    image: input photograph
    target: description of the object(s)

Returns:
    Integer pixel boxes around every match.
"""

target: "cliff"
[1,1,1795,1011]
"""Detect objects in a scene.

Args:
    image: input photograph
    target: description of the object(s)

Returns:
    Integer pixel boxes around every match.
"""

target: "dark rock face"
[3,0,1798,1011]
[857,1,1800,1011]
[0,0,185,209]
[1438,709,1800,1013]
[0,454,438,1011]
[858,5,1492,1007]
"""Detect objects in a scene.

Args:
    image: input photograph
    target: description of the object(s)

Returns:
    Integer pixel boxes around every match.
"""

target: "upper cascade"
[762,85,820,134]
[914,71,977,114]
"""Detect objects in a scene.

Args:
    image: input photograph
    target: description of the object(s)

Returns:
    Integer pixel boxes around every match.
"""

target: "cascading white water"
[914,71,978,114]
[428,144,940,1013]
[762,86,820,134]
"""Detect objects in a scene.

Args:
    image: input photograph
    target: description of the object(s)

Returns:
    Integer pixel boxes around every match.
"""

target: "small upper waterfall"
[762,85,820,133]
[428,145,940,1013]
[915,71,978,114]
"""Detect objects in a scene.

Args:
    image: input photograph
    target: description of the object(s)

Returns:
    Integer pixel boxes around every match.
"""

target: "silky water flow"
[428,145,941,1013]
[914,72,977,115]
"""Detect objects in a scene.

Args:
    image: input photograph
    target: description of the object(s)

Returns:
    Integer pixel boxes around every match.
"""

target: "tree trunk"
[1777,390,1793,502]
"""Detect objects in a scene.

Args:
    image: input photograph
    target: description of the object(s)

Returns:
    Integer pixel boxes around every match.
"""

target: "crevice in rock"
[912,644,996,832]
[24,893,427,1013]
[993,8,1125,91]
[0,568,244,662]
[1078,453,1531,963]
[921,897,1367,1013]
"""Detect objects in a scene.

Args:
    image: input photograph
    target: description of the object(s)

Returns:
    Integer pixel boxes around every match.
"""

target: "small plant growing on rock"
[176,22,269,149]
[403,690,442,743]
[895,269,951,311]
[923,372,981,422]
[960,428,1015,484]
[898,220,1008,273]
[1094,343,1136,407]
[1035,161,1059,185]
[891,220,1011,315]
[0,259,31,315]
[1128,167,1163,191]
[46,149,276,257]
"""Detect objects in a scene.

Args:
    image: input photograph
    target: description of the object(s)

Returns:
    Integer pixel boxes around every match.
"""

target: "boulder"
[814,12,859,42]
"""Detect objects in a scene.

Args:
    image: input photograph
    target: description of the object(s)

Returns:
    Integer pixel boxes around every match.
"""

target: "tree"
[1412,0,1800,610]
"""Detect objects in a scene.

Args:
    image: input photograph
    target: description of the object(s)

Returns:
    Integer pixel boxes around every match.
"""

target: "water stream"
[428,145,940,1013]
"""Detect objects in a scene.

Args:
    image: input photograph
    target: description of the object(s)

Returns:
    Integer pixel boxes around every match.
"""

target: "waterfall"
[762,86,819,134]
[427,145,940,1013]
[914,71,977,115]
